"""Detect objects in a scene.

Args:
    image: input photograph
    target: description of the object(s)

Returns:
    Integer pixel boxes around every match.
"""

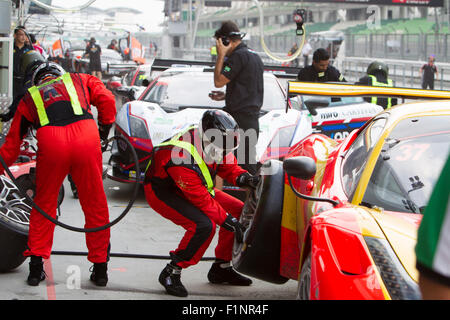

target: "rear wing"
[151,58,214,72]
[288,81,450,100]
[151,58,300,78]
[106,62,139,73]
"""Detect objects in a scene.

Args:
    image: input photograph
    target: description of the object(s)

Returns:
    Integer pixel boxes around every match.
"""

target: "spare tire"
[0,175,32,272]
[232,160,288,284]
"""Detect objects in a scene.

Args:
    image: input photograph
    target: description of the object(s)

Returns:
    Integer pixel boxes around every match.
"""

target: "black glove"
[99,124,112,152]
[98,123,112,142]
[0,113,11,122]
[236,172,260,189]
[221,214,245,243]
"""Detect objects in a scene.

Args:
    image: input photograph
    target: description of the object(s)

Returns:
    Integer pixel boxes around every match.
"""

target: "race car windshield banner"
[264,0,443,7]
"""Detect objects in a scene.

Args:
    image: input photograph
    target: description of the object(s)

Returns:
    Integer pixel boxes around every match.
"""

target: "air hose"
[0,134,140,233]
[252,0,306,64]
[51,250,216,261]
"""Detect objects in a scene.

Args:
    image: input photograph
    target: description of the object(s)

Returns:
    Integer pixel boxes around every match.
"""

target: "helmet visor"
[201,128,240,162]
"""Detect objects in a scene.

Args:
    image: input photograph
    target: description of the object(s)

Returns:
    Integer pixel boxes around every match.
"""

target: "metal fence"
[340,57,450,91]
[345,33,450,63]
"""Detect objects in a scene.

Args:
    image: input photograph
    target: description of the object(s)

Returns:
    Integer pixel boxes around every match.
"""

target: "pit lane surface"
[0,161,297,300]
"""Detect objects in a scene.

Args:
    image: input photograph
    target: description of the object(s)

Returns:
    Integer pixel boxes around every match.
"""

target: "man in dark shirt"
[13,26,33,99]
[420,56,438,90]
[210,20,264,174]
[84,37,102,80]
[297,48,345,83]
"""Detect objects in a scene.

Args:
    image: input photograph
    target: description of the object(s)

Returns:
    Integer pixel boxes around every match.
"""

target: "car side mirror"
[283,156,340,207]
[115,86,136,101]
[304,98,330,116]
[283,156,316,180]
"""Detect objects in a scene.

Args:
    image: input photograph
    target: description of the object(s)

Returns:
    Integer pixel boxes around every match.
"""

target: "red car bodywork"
[276,102,450,299]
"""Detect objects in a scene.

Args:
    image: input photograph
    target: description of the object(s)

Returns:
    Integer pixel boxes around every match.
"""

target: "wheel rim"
[298,254,311,300]
[232,177,264,257]
[0,176,32,226]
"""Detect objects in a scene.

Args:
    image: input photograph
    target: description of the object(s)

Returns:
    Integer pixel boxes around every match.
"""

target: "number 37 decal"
[395,144,430,162]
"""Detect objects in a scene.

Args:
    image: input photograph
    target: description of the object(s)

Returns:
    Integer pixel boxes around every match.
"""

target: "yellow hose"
[253,0,306,63]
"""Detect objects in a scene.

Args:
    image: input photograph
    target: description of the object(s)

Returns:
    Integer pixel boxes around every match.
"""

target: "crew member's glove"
[236,172,260,189]
[0,113,10,122]
[221,214,245,243]
[98,123,112,152]
[98,123,112,141]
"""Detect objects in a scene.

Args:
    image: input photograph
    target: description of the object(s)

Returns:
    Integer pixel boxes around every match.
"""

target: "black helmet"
[20,50,45,76]
[199,110,240,162]
[367,61,389,77]
[31,61,66,86]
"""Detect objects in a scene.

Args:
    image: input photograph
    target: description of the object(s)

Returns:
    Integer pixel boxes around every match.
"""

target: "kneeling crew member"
[0,61,116,287]
[144,110,260,297]
[357,61,397,110]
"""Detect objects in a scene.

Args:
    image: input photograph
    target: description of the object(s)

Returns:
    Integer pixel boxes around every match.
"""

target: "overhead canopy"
[254,0,444,7]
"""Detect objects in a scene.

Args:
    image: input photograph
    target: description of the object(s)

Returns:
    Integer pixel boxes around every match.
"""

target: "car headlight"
[129,115,150,139]
[364,236,421,300]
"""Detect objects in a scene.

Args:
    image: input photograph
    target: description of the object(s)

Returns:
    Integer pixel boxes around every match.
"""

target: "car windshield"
[140,72,285,111]
[301,96,365,109]
[362,115,450,214]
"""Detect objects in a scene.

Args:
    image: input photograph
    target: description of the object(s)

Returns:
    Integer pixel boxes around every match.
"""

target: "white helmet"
[31,61,66,86]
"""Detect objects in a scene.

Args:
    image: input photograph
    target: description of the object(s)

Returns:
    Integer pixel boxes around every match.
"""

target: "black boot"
[207,260,252,286]
[158,263,188,297]
[27,256,46,286]
[90,262,108,286]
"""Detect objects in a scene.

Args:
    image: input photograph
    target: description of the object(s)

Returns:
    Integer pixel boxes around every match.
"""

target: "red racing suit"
[0,73,116,263]
[144,127,247,268]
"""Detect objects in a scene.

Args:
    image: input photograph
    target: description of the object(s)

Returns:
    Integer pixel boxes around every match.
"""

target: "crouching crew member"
[0,61,116,286]
[144,110,260,297]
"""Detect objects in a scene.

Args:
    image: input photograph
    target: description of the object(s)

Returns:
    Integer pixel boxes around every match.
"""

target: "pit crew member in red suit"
[144,110,260,297]
[0,61,116,287]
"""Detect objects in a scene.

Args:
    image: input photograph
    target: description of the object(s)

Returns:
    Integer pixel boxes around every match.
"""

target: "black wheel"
[232,160,288,284]
[16,173,64,207]
[297,253,311,300]
[15,174,36,207]
[0,176,32,272]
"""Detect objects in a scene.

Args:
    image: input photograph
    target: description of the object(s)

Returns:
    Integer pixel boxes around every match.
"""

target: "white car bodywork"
[116,99,310,163]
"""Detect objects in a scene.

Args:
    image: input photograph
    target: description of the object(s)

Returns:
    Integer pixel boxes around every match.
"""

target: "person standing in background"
[301,40,312,68]
[297,48,345,83]
[107,39,120,52]
[211,21,264,175]
[357,61,397,110]
[84,37,102,80]
[13,26,33,99]
[420,55,438,90]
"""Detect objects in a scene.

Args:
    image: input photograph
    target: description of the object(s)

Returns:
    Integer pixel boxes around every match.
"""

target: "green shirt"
[415,153,450,286]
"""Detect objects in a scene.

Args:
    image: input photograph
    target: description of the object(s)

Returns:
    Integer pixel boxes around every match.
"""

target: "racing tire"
[232,160,288,284]
[297,253,311,300]
[15,174,65,208]
[0,176,31,272]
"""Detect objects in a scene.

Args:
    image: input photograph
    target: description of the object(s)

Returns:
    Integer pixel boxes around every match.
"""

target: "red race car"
[232,82,450,300]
